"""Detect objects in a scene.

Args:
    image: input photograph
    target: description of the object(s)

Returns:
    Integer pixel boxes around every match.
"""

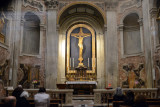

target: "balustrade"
[7,89,73,106]
[94,88,158,106]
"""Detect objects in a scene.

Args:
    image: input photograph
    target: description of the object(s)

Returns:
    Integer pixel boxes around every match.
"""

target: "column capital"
[44,0,59,10]
[40,24,46,31]
[138,18,143,26]
[104,24,107,31]
[118,24,124,31]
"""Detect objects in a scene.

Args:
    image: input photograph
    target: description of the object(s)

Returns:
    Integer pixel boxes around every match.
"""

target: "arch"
[120,10,142,24]
[57,2,107,24]
[22,11,44,24]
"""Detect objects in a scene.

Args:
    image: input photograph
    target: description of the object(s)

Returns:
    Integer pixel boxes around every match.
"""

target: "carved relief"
[18,64,40,88]
[122,63,145,88]
[120,0,142,13]
[44,0,58,9]
[0,60,9,86]
[23,0,44,11]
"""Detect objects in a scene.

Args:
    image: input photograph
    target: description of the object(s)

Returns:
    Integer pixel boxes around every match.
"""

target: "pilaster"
[45,0,59,89]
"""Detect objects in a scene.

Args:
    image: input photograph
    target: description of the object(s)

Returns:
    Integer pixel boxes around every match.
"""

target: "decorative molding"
[44,0,59,10]
[23,0,44,12]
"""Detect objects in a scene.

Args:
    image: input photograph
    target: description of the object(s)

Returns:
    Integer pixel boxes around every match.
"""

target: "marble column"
[12,0,22,88]
[105,10,118,88]
[45,0,58,89]
[142,0,153,88]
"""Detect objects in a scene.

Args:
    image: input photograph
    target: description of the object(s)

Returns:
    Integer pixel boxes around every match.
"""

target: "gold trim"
[67,24,96,74]
[0,33,4,43]
[57,1,107,24]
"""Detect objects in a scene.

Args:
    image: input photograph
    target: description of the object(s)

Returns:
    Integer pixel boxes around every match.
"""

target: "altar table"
[66,81,97,95]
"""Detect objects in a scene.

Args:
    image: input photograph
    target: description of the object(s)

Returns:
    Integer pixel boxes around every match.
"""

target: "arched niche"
[57,3,105,88]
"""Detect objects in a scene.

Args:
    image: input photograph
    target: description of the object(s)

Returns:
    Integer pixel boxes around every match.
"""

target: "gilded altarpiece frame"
[66,24,96,81]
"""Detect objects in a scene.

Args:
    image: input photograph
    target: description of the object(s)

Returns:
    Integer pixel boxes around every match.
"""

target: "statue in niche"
[122,63,145,88]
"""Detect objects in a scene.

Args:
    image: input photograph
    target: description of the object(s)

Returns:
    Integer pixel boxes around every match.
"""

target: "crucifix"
[71,27,91,67]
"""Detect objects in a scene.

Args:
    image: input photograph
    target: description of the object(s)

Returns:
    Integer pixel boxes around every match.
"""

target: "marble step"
[73,95,94,100]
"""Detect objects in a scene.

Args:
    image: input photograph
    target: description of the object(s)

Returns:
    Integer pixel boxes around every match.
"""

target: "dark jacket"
[16,97,30,107]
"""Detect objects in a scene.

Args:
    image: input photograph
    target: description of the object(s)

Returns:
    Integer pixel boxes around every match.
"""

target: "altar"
[66,81,97,95]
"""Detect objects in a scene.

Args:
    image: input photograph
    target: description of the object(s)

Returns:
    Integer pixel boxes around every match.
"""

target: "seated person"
[124,90,135,106]
[12,87,30,107]
[133,95,148,107]
[34,87,50,107]
[113,87,125,101]
[3,96,16,107]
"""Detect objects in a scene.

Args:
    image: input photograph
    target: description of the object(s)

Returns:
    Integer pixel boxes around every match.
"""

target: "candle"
[88,58,89,68]
[92,58,93,67]
[73,58,74,68]
[70,58,71,67]
[9,68,12,80]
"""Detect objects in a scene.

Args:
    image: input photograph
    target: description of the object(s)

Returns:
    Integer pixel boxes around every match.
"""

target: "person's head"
[17,85,22,88]
[12,87,23,99]
[3,96,16,107]
[115,87,123,96]
[38,87,46,93]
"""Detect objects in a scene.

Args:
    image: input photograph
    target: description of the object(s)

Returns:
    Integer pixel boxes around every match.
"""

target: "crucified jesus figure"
[71,27,91,66]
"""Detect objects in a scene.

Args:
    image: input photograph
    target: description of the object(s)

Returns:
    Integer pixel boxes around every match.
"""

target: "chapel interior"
[0,0,160,106]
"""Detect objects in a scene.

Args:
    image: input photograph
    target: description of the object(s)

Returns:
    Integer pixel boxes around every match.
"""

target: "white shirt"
[34,93,50,107]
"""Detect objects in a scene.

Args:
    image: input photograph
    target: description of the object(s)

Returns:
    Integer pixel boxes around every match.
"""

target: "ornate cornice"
[23,0,44,12]
[44,0,59,10]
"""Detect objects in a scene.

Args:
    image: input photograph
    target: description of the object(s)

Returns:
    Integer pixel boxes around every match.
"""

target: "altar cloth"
[66,81,97,85]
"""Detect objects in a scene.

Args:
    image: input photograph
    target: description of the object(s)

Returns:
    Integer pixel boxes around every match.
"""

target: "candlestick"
[88,58,89,68]
[73,58,74,68]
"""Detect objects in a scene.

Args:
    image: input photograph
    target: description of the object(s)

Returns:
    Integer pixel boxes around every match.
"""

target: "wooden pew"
[112,100,160,107]
[109,98,160,107]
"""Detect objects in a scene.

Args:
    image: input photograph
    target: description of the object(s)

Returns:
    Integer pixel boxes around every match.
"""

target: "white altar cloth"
[66,81,97,85]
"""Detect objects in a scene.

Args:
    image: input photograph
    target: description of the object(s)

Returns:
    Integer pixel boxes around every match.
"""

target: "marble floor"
[72,100,94,107]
